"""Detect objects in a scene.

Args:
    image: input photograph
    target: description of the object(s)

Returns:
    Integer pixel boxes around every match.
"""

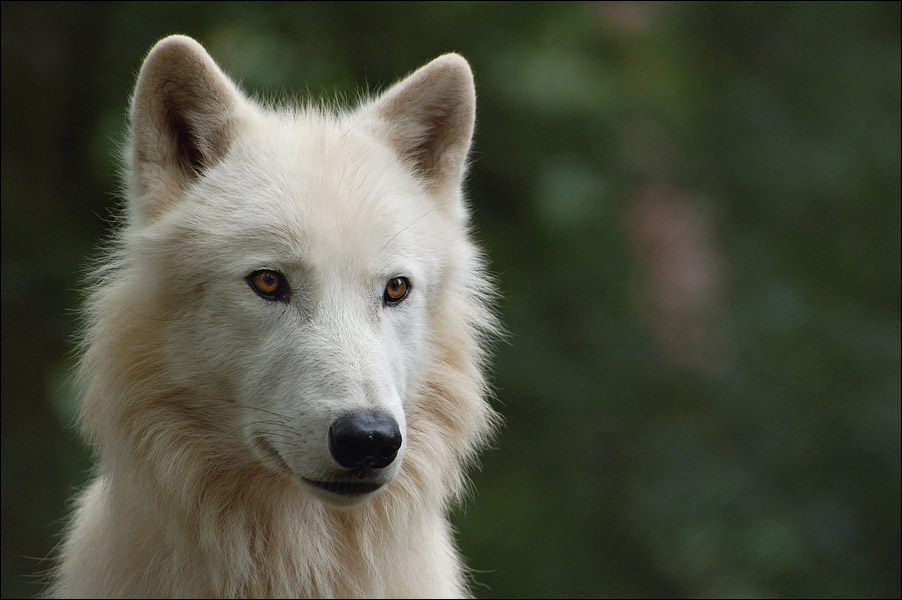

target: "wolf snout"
[328,411,402,470]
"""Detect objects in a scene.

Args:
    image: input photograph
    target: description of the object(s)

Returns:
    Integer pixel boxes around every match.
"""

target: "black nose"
[328,411,402,470]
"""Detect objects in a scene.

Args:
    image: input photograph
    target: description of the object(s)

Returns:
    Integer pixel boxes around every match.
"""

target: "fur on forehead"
[154,114,453,272]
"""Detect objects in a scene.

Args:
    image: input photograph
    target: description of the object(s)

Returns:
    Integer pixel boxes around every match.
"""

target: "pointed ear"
[127,35,250,223]
[364,53,476,196]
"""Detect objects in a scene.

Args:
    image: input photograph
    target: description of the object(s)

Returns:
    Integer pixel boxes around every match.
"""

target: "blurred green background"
[2,2,899,598]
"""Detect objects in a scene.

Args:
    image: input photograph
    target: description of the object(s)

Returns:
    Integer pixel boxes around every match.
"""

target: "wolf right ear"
[127,35,250,224]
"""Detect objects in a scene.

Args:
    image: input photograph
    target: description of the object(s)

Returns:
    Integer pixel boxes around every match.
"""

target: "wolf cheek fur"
[48,35,499,598]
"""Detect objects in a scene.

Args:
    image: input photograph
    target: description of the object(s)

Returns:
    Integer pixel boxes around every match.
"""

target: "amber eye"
[247,270,289,301]
[383,277,410,306]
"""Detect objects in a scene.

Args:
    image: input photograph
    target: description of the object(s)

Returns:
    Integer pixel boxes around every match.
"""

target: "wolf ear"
[364,54,476,198]
[127,35,249,223]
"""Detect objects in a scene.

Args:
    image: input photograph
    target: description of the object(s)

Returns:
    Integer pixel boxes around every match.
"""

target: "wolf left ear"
[127,35,251,224]
[363,54,476,198]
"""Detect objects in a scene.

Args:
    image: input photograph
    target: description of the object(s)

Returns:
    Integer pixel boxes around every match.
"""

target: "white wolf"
[47,35,499,598]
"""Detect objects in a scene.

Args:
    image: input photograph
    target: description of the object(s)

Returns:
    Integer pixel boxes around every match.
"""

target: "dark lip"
[302,478,384,496]
[255,437,388,497]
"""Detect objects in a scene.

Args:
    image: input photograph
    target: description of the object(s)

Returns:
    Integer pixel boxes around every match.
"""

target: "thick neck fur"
[87,455,462,597]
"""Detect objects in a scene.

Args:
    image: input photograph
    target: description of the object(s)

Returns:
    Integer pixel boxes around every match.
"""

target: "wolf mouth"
[302,478,385,496]
[255,437,386,497]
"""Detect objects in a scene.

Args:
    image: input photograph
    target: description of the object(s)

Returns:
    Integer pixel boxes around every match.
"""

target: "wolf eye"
[383,277,410,306]
[247,270,289,302]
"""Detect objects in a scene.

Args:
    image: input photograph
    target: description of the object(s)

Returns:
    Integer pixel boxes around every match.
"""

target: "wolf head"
[81,36,497,510]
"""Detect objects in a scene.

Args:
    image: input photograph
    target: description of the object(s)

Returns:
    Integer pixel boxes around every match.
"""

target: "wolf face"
[123,36,479,508]
[52,34,497,598]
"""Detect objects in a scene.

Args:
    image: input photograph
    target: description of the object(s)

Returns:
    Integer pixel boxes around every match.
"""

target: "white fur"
[47,35,498,598]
